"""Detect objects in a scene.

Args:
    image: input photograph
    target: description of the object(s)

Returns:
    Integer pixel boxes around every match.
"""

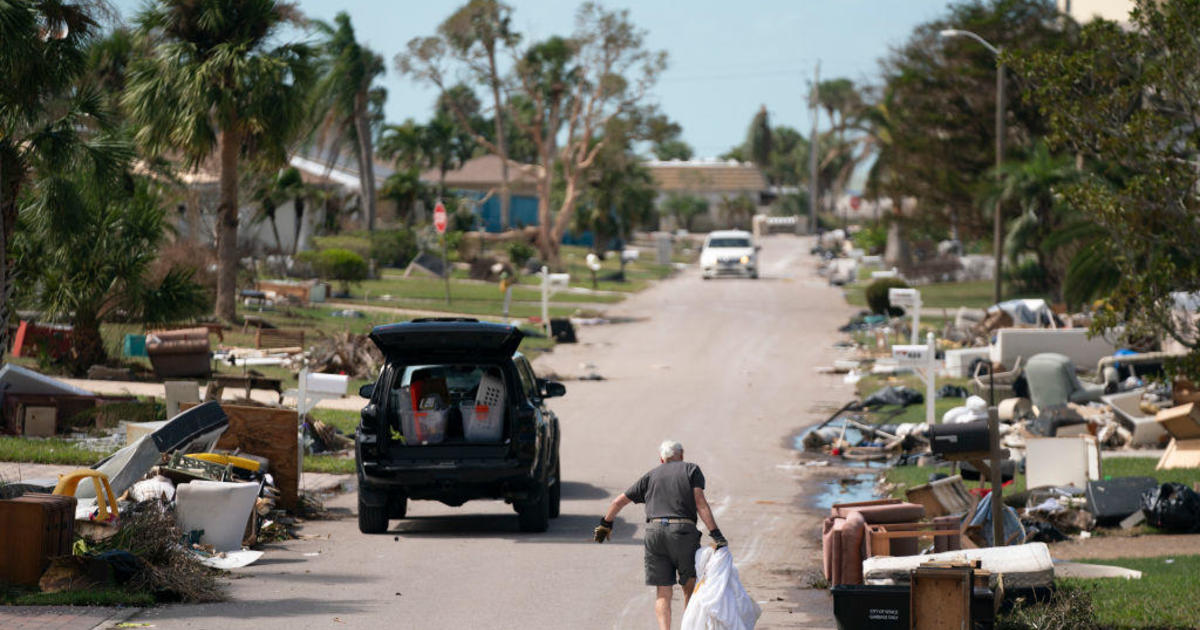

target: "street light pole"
[940,29,1005,305]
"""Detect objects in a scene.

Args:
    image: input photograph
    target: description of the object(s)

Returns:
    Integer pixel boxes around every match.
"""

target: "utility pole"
[808,61,820,235]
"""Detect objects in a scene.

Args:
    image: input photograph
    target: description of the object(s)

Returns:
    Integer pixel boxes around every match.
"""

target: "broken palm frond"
[307,331,382,380]
[87,501,226,603]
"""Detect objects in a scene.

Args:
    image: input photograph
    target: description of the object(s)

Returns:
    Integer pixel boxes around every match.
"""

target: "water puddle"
[812,472,880,511]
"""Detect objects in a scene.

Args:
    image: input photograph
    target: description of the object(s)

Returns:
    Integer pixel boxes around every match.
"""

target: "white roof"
[706,230,752,238]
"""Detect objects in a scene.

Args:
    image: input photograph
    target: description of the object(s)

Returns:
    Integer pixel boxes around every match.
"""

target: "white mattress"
[862,542,1055,589]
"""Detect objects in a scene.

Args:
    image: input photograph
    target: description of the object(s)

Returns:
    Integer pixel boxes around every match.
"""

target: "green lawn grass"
[843,277,1043,311]
[303,454,355,474]
[310,408,360,436]
[883,458,1200,503]
[1060,555,1200,629]
[852,374,973,425]
[0,436,116,466]
[2,587,156,607]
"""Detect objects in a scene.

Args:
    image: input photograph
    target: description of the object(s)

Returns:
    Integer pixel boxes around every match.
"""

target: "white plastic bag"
[680,547,761,630]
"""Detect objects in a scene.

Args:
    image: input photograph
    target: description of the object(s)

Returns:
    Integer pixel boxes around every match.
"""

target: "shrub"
[853,221,888,255]
[312,248,367,294]
[865,277,909,316]
[505,241,535,269]
[369,229,418,268]
[311,234,371,258]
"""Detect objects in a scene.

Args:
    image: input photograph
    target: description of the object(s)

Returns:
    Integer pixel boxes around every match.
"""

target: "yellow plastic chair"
[53,470,119,522]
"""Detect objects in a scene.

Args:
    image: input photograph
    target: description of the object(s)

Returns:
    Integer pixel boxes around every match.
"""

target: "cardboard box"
[22,406,56,437]
[1173,379,1200,405]
[1155,403,1200,440]
[1157,438,1200,471]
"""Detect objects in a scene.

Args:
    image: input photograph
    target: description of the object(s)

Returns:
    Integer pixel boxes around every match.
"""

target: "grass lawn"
[1,587,156,607]
[1058,555,1200,629]
[310,408,359,435]
[852,373,973,425]
[843,277,1045,312]
[0,436,115,467]
[303,453,355,474]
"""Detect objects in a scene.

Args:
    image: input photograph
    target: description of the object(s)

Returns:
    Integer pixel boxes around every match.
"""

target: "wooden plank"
[182,402,299,510]
[911,566,971,630]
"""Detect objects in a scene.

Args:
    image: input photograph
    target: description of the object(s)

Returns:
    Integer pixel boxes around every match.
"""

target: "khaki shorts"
[643,521,701,586]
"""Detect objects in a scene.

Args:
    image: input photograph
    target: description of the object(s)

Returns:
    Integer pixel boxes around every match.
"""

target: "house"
[1057,0,1134,24]
[420,155,542,233]
[645,159,770,231]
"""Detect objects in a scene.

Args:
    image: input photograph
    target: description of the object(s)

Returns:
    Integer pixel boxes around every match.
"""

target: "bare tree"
[398,2,665,266]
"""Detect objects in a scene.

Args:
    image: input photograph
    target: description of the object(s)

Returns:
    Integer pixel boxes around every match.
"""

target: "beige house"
[646,159,769,231]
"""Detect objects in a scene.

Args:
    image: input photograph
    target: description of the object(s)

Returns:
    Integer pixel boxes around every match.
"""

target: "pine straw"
[89,501,227,603]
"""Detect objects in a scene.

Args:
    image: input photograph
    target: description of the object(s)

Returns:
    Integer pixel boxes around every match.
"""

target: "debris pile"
[307,331,383,380]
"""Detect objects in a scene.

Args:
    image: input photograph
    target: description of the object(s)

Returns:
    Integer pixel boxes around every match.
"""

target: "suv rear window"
[707,237,751,248]
[386,364,508,445]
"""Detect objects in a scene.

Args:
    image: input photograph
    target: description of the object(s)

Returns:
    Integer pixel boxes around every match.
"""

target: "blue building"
[421,155,542,233]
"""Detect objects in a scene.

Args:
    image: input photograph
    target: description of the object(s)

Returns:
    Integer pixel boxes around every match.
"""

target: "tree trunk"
[0,155,9,367]
[884,206,911,270]
[354,91,378,232]
[488,47,511,231]
[535,175,555,265]
[292,196,305,255]
[214,127,241,322]
[69,313,105,376]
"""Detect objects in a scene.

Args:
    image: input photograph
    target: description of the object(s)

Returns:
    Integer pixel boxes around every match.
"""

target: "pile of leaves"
[308,331,382,380]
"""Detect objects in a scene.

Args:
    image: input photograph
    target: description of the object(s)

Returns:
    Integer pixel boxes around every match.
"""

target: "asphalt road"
[127,234,855,630]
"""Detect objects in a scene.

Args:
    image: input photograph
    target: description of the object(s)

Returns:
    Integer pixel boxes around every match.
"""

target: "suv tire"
[388,493,408,519]
[516,481,550,533]
[548,460,561,519]
[358,487,389,534]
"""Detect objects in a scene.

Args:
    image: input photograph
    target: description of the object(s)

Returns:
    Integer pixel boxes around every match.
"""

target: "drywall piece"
[164,381,200,418]
[863,543,1054,589]
[175,480,260,552]
[1103,390,1168,446]
[0,364,92,396]
[78,436,160,500]
[1025,436,1101,490]
[1053,561,1142,580]
[992,328,1117,370]
[1156,438,1200,470]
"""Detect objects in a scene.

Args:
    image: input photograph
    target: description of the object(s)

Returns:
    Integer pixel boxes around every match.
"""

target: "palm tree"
[124,0,314,322]
[1,0,121,359]
[310,12,386,232]
[13,174,209,373]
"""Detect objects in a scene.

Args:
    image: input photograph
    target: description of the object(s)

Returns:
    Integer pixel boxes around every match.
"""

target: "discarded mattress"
[175,480,260,552]
[0,364,93,396]
[862,542,1054,589]
[1053,561,1141,580]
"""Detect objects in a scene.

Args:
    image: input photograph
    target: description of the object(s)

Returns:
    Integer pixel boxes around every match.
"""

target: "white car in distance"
[700,230,759,279]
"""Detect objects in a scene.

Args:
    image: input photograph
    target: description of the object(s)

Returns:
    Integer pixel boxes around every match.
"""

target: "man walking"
[594,440,726,630]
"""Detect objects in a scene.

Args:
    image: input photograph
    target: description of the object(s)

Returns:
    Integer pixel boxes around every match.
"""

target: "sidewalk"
[0,606,137,630]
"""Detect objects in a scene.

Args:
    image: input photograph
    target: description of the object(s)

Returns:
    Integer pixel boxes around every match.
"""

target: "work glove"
[594,518,613,543]
[710,528,728,549]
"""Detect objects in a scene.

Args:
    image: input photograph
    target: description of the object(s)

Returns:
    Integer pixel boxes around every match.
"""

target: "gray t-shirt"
[624,461,706,521]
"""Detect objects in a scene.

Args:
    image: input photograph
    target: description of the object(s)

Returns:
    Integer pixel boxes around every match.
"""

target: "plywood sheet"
[183,402,299,509]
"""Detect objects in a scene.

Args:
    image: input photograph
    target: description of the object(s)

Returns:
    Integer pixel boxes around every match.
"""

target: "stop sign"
[433,201,447,234]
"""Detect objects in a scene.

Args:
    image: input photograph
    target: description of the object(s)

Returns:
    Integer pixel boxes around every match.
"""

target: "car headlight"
[740,255,750,265]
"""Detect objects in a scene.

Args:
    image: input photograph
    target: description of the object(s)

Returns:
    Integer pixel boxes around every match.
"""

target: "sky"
[109,0,953,159]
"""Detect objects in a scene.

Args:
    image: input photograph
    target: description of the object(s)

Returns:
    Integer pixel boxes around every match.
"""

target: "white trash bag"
[680,546,761,630]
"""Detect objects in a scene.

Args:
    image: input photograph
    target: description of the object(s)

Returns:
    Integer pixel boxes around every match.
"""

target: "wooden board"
[182,402,299,509]
[911,566,972,630]
[1155,403,1200,440]
[1157,438,1200,471]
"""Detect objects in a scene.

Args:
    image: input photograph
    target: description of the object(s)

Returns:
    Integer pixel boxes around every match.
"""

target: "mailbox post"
[888,287,922,344]
[892,332,938,425]
[539,267,570,337]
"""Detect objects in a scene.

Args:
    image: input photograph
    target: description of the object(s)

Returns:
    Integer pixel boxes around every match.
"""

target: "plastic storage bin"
[463,403,504,442]
[399,406,447,444]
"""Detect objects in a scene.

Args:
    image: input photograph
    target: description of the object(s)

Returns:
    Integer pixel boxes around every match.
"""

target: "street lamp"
[940,29,1005,305]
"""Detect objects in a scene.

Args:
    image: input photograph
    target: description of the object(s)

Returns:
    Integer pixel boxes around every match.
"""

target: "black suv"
[355,319,564,533]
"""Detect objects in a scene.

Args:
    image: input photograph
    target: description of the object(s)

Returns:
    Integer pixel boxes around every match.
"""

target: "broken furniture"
[910,562,996,630]
[1023,353,1106,410]
[928,412,1010,550]
[944,347,991,379]
[971,357,1023,403]
[0,493,76,586]
[211,374,283,402]
[146,327,213,378]
[254,327,305,351]
[254,279,328,304]
[164,380,200,418]
[865,521,962,557]
[822,499,926,585]
[905,475,975,518]
[52,470,119,522]
[1157,438,1200,470]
